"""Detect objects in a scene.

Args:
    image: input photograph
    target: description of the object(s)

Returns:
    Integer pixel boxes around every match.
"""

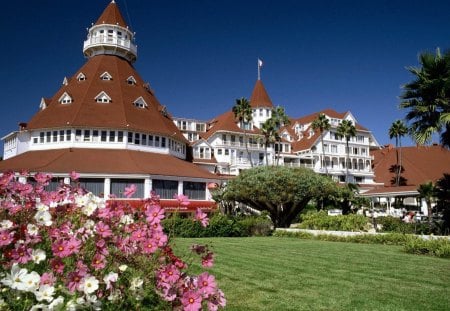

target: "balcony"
[83,36,137,59]
[219,141,265,150]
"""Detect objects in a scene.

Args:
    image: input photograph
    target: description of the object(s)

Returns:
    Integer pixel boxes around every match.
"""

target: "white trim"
[133,96,148,108]
[100,71,113,80]
[58,92,72,104]
[95,91,112,103]
[76,72,86,81]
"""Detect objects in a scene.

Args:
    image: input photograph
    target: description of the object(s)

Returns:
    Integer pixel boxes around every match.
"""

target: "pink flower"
[201,252,214,268]
[66,270,84,293]
[153,231,168,247]
[52,239,71,258]
[141,238,158,254]
[123,184,137,198]
[190,244,207,255]
[174,194,190,206]
[34,172,52,185]
[131,229,147,242]
[50,258,65,274]
[181,290,202,311]
[91,253,106,270]
[160,264,181,284]
[69,171,80,180]
[208,289,227,311]
[0,230,14,247]
[195,208,209,227]
[40,272,56,286]
[198,272,217,296]
[145,204,165,225]
[12,245,32,264]
[67,237,82,255]
[95,221,112,238]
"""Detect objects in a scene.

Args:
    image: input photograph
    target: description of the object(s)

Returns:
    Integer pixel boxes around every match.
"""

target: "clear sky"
[1,0,449,147]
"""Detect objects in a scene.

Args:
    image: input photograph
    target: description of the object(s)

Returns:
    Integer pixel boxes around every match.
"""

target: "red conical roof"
[27,55,186,142]
[249,80,273,108]
[95,0,128,28]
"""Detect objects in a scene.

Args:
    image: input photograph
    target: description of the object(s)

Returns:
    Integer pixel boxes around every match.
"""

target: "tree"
[261,118,279,166]
[417,181,437,228]
[389,120,408,186]
[400,48,450,148]
[336,120,356,183]
[435,174,450,234]
[232,97,254,167]
[270,106,291,165]
[311,113,331,175]
[223,166,339,228]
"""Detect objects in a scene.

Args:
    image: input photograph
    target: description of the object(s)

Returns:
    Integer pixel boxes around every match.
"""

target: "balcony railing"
[220,141,265,149]
[83,36,137,55]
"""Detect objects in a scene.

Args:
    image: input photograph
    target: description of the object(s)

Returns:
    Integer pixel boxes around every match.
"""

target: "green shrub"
[404,238,450,258]
[237,214,273,236]
[378,216,430,234]
[297,211,369,231]
[163,213,273,237]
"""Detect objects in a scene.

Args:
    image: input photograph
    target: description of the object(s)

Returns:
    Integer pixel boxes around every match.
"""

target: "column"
[144,178,152,198]
[104,178,111,199]
[178,180,184,195]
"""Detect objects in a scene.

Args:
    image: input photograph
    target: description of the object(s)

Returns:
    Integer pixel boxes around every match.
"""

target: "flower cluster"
[0,171,225,310]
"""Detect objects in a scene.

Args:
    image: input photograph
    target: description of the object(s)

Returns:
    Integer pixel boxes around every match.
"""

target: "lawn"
[174,237,450,311]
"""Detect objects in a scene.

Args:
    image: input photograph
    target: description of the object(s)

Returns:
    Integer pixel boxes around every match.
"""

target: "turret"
[83,0,137,63]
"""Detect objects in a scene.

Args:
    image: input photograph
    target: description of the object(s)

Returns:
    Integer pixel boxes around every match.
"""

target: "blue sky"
[1,0,449,147]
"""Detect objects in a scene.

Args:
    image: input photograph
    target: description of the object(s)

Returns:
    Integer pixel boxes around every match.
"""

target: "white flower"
[31,249,46,264]
[0,220,13,229]
[79,276,99,295]
[27,224,39,236]
[34,284,55,302]
[130,277,143,291]
[30,304,47,311]
[66,299,78,311]
[36,202,49,212]
[82,201,98,216]
[75,194,89,208]
[118,264,128,272]
[84,220,95,230]
[107,289,121,301]
[103,272,118,290]
[34,210,52,226]
[48,296,64,310]
[120,214,134,225]
[21,271,40,292]
[1,264,28,290]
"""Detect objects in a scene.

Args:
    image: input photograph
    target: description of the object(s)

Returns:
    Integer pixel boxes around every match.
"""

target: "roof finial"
[111,0,116,3]
[257,58,263,80]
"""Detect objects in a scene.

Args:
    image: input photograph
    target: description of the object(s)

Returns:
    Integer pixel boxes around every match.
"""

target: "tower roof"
[249,80,273,108]
[27,55,186,142]
[94,0,128,28]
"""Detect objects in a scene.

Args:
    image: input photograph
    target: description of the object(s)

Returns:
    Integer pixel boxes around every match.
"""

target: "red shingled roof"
[371,145,450,187]
[0,148,218,179]
[284,109,370,152]
[250,80,273,108]
[26,55,186,143]
[94,1,128,28]
[202,110,261,140]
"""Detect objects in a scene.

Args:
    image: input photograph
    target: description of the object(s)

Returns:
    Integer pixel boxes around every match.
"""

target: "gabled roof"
[26,55,186,143]
[284,109,371,152]
[371,145,450,187]
[202,110,261,140]
[94,0,128,28]
[0,148,218,180]
[249,80,273,108]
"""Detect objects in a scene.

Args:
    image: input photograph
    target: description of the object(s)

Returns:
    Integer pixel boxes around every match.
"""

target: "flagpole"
[257,59,261,80]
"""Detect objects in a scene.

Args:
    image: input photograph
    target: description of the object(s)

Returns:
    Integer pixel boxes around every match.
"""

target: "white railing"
[83,36,137,55]
[220,141,265,149]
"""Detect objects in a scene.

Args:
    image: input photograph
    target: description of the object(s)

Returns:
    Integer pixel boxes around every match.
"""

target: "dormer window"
[39,98,48,110]
[77,72,86,81]
[62,77,68,86]
[127,76,137,85]
[95,91,111,103]
[100,71,112,81]
[58,92,72,104]
[133,96,147,109]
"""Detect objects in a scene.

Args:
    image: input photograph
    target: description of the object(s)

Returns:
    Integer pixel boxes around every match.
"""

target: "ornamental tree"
[223,166,339,228]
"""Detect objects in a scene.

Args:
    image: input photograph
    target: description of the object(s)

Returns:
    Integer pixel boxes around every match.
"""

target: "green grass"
[174,237,450,311]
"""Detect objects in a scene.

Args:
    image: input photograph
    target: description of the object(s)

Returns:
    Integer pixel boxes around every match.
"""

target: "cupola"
[83,0,137,63]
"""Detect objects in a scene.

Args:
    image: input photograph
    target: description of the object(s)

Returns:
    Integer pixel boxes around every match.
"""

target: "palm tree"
[311,113,331,175]
[261,118,279,166]
[417,181,437,228]
[336,120,356,183]
[270,106,291,165]
[400,48,450,148]
[232,97,254,167]
[389,120,408,186]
